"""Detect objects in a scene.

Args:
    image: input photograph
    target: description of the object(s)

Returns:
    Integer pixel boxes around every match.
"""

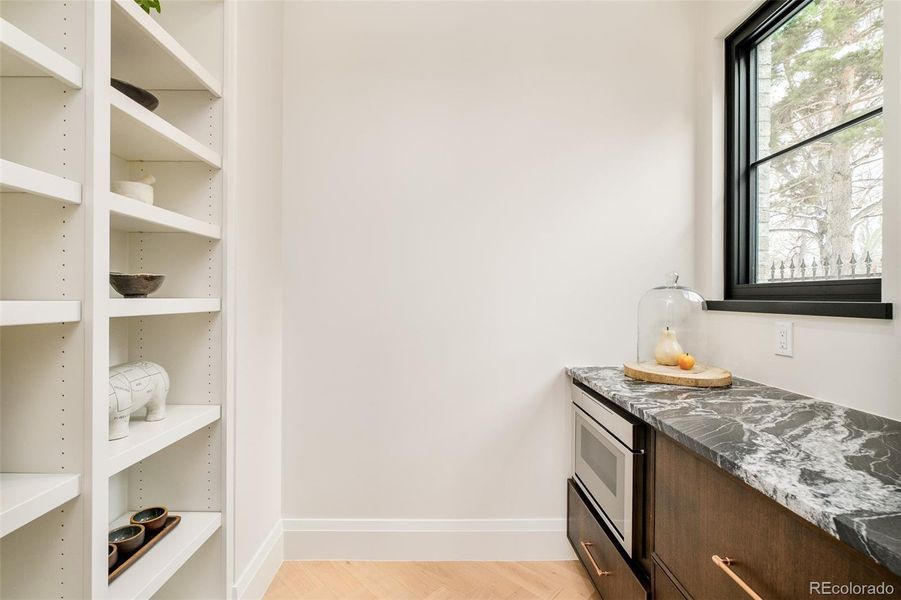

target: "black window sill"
[706,300,893,320]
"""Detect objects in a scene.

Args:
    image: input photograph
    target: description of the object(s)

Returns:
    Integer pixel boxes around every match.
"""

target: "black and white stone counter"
[568,366,901,577]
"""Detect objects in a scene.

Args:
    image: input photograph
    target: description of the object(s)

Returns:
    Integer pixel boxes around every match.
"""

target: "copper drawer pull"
[712,555,764,600]
[580,541,611,577]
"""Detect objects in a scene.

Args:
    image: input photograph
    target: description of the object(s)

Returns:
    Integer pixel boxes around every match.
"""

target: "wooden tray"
[109,515,181,582]
[623,361,732,388]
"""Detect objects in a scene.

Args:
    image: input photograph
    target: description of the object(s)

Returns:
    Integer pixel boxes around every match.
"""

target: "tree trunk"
[823,64,856,269]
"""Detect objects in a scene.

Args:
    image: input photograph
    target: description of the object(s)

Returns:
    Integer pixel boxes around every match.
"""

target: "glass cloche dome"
[636,273,707,366]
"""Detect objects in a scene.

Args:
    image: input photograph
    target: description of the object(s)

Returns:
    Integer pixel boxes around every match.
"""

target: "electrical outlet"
[776,321,793,357]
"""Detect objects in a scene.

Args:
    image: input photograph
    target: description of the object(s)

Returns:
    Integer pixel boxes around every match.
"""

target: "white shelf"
[0,300,81,326]
[108,297,221,318]
[111,0,221,96]
[0,473,80,537]
[110,88,222,168]
[109,192,220,239]
[0,18,82,88]
[0,159,81,204]
[107,405,221,475]
[108,511,221,600]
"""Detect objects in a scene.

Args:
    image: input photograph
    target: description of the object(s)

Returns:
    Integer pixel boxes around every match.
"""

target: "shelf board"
[0,18,82,88]
[0,159,81,204]
[0,473,80,537]
[111,0,221,96]
[108,297,221,318]
[110,88,221,167]
[108,511,221,600]
[107,405,221,475]
[109,192,220,239]
[0,300,81,326]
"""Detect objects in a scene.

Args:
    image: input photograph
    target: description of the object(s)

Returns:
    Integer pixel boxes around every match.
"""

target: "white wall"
[233,0,284,594]
[695,1,901,420]
[280,0,701,557]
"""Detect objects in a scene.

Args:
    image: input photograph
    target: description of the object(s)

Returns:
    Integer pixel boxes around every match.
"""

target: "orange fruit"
[677,353,695,370]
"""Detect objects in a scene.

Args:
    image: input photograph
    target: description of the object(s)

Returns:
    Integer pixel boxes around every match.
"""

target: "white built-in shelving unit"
[110,192,221,238]
[110,512,222,599]
[0,473,81,537]
[1,0,232,597]
[110,88,222,166]
[108,510,223,600]
[109,297,222,318]
[110,0,221,96]
[0,17,82,87]
[1,2,88,598]
[0,158,82,204]
[108,404,222,475]
[0,300,82,326]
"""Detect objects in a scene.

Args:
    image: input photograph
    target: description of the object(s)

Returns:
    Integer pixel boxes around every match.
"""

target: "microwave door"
[573,407,633,553]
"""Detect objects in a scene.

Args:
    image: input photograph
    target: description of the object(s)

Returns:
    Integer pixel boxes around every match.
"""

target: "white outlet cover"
[776,321,793,357]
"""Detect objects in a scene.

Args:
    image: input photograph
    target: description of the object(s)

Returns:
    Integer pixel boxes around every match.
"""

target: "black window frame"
[710,0,892,319]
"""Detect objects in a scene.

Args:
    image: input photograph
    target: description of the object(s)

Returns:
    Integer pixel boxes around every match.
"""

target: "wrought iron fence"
[759,252,882,282]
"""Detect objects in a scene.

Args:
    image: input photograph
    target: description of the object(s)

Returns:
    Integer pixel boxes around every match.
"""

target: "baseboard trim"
[234,520,284,600]
[282,518,574,561]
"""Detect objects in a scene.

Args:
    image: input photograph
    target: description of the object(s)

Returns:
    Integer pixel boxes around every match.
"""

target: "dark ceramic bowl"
[110,272,165,298]
[111,78,159,111]
[109,524,145,556]
[109,543,118,569]
[131,506,168,533]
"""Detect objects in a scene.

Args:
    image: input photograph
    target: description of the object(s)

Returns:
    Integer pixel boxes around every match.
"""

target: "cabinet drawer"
[654,560,689,600]
[567,479,648,600]
[656,434,901,600]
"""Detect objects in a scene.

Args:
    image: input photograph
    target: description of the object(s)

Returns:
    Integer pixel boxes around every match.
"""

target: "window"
[719,0,891,318]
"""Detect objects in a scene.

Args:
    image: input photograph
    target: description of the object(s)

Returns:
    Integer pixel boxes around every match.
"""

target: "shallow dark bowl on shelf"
[108,515,181,583]
[131,506,168,533]
[108,544,117,569]
[111,78,159,111]
[109,272,165,298]
[109,524,145,556]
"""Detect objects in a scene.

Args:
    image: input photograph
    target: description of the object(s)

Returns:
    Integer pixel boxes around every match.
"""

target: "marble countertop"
[567,366,901,577]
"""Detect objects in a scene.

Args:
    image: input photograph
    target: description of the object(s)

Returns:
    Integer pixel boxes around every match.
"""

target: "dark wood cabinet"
[567,479,648,600]
[654,560,689,600]
[655,434,901,600]
[653,434,709,598]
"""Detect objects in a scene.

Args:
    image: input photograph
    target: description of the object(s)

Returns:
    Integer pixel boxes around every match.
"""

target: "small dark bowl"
[110,272,165,298]
[109,543,118,569]
[131,506,168,533]
[111,78,159,111]
[109,524,145,556]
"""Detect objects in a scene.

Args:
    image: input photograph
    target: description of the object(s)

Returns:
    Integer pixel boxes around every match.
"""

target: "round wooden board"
[623,361,732,388]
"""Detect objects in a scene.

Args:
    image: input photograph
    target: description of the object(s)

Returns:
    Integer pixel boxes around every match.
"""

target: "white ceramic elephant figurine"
[108,361,170,441]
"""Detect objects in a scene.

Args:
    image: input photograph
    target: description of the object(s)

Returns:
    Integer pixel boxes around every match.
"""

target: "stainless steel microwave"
[571,383,646,558]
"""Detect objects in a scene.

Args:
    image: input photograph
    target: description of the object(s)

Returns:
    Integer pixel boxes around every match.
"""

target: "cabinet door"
[654,434,707,596]
[656,434,901,600]
[700,447,900,600]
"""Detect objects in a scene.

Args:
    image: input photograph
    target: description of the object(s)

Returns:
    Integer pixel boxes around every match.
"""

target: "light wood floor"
[264,561,600,600]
